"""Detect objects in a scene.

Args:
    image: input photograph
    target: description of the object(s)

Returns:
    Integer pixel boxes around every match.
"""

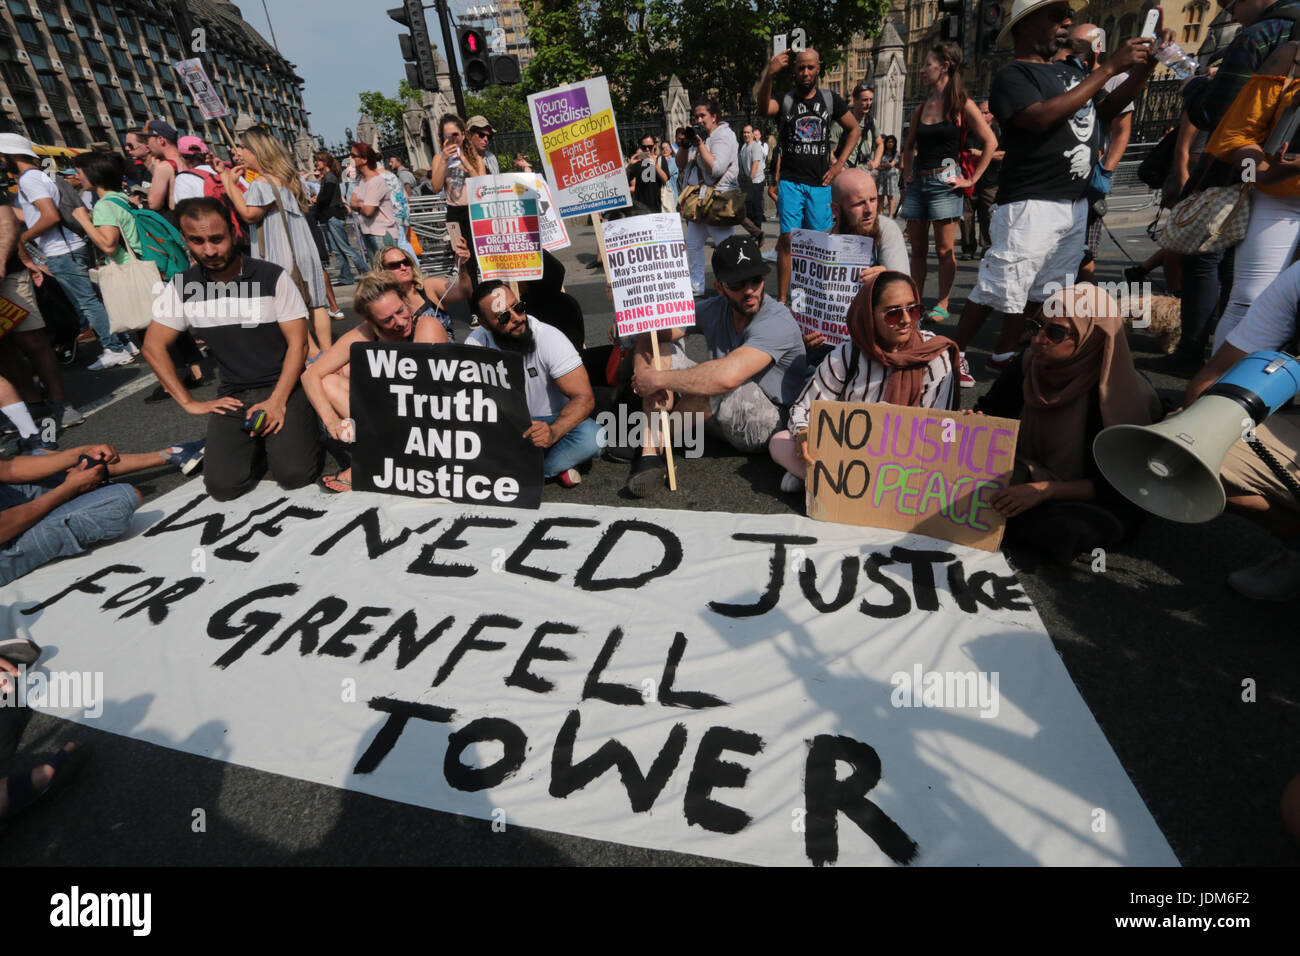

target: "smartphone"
[1141,7,1161,39]
[445,220,463,248]
[772,33,788,57]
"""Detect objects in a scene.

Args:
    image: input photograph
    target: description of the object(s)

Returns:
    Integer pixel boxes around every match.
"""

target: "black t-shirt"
[779,88,850,186]
[629,155,663,208]
[990,59,1099,205]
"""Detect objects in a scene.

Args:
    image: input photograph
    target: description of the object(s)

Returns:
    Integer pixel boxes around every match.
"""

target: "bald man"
[799,167,911,356]
[755,46,860,304]
[1055,22,1135,282]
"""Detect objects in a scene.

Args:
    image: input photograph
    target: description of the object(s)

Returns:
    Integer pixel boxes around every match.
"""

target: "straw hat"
[997,0,1088,49]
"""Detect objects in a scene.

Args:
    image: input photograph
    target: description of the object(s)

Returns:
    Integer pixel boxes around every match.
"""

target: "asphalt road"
[2,211,1298,868]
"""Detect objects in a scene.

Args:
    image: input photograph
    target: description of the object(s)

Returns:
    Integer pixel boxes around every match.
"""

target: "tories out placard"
[350,342,542,509]
[466,175,543,281]
[807,402,1020,551]
[789,230,875,347]
[528,77,632,218]
[603,213,695,338]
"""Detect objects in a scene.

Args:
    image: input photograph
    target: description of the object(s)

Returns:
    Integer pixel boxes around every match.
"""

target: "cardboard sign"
[528,77,633,218]
[2,486,1177,867]
[789,229,874,347]
[603,213,695,337]
[466,175,543,281]
[349,342,543,509]
[0,294,30,344]
[807,402,1020,551]
[173,58,229,120]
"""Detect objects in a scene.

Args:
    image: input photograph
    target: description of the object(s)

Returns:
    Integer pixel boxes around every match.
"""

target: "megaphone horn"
[1094,351,1300,523]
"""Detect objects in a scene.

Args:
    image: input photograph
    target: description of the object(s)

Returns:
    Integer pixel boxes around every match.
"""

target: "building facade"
[0,0,309,152]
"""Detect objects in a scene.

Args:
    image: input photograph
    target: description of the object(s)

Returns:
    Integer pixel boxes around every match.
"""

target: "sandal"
[924,306,950,324]
[319,472,352,494]
[0,742,91,834]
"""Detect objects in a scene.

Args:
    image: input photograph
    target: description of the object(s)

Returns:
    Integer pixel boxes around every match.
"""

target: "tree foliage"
[463,85,531,133]
[357,80,421,140]
[520,0,891,115]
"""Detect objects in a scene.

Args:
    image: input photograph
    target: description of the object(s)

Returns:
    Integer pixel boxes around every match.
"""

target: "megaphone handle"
[1247,436,1300,502]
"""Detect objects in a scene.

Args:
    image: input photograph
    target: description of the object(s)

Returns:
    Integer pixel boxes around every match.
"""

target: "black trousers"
[203,384,322,501]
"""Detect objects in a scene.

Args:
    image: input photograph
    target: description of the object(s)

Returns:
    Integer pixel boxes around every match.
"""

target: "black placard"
[350,342,542,509]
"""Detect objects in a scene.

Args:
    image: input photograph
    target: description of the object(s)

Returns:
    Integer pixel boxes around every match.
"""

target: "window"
[91,67,108,85]
[51,33,71,55]
[68,0,90,15]
[111,47,130,71]
[117,15,133,37]
[29,52,51,71]
[127,40,140,55]
[133,55,149,74]
[103,87,122,108]
[75,22,91,39]
[94,3,114,24]
[38,73,57,92]
[127,91,145,113]
[144,23,160,43]
[84,42,105,64]
[17,22,41,46]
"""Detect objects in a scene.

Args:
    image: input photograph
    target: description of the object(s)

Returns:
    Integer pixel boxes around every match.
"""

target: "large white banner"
[1,485,1176,867]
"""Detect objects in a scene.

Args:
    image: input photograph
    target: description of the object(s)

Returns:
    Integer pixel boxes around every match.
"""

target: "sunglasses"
[382,258,411,271]
[879,302,921,326]
[471,129,491,137]
[494,301,528,324]
[1027,317,1075,344]
[724,276,763,293]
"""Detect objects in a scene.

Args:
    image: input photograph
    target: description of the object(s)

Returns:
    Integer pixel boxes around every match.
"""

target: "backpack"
[17,170,87,242]
[103,196,190,280]
[176,167,248,247]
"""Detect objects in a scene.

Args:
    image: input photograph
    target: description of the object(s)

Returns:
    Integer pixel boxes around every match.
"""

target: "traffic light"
[492,54,521,86]
[459,26,491,90]
[388,1,439,91]
[940,0,963,44]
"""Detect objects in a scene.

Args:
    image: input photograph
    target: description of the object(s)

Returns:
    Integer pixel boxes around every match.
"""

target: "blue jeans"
[0,481,139,586]
[320,217,369,282]
[45,245,131,352]
[539,415,603,478]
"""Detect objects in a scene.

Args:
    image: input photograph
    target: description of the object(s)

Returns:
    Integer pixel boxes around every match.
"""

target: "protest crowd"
[7,0,1300,836]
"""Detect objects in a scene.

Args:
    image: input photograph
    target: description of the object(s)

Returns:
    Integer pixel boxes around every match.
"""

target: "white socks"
[1,402,38,438]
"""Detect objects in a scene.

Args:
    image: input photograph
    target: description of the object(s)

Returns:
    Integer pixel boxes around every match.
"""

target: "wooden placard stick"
[596,214,677,491]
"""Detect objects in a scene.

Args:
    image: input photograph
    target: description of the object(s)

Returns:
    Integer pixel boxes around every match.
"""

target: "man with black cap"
[143,119,182,213]
[625,234,806,496]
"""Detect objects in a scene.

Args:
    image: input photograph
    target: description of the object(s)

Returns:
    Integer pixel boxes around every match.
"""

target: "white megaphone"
[1093,350,1300,523]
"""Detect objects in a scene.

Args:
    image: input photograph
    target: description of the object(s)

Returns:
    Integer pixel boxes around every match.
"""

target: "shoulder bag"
[98,225,162,335]
[257,183,312,306]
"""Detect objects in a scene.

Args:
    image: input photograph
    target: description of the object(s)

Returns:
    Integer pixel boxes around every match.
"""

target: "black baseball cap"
[144,119,178,142]
[712,236,767,284]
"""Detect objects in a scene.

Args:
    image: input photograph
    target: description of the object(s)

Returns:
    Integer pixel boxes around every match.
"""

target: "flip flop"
[0,742,92,835]
[924,306,950,324]
[319,473,352,494]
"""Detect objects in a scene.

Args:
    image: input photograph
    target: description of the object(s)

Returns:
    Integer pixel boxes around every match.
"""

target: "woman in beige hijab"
[976,283,1164,563]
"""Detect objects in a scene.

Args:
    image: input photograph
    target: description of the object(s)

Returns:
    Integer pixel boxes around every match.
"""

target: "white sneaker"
[1227,549,1300,601]
[123,339,140,357]
[762,247,778,262]
[780,472,804,494]
[88,349,134,370]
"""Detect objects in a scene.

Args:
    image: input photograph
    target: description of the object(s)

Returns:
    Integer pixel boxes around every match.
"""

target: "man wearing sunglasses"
[466,281,599,487]
[467,116,501,175]
[625,235,806,497]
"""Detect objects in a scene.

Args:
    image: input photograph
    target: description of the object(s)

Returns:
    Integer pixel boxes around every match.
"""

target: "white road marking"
[80,371,159,417]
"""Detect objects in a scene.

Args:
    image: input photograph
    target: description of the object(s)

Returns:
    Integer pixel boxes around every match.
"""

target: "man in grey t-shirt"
[387,156,418,196]
[626,235,806,497]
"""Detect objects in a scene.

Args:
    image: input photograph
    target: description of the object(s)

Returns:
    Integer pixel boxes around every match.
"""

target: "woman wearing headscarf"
[977,283,1164,563]
[770,269,959,493]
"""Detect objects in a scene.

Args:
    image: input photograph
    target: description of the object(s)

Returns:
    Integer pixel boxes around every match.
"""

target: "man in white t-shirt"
[172,135,218,205]
[1185,260,1300,600]
[466,280,600,487]
[0,133,134,369]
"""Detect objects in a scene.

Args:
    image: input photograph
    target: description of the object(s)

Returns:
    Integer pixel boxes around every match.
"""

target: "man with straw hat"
[948,0,1165,387]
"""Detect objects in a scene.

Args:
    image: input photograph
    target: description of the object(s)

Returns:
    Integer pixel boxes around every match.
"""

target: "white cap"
[0,132,37,158]
[997,0,1089,49]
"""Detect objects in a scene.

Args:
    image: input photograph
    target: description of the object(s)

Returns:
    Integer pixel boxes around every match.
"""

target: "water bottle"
[1155,42,1198,81]
[447,152,464,199]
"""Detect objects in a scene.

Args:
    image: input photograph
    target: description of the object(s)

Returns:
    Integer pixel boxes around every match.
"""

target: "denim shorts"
[898,172,965,222]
